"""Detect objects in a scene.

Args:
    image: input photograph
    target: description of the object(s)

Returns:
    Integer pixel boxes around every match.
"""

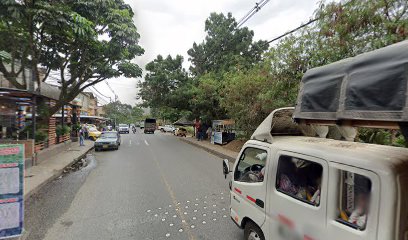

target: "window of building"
[336,171,372,231]
[234,147,267,183]
[276,155,323,206]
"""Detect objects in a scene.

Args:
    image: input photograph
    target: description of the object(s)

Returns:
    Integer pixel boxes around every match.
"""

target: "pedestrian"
[195,119,201,141]
[79,128,85,146]
[206,126,212,140]
[84,125,89,139]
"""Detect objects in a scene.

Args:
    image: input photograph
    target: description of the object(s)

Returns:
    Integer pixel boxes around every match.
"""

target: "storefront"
[0,89,34,140]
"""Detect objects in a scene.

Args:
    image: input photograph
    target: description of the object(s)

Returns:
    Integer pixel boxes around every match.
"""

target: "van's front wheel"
[244,221,265,240]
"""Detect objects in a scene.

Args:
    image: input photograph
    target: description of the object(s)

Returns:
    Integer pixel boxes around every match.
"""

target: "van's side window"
[275,155,323,206]
[336,171,372,231]
[234,148,267,183]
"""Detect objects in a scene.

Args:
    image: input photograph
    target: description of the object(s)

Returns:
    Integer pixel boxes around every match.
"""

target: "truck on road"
[144,118,156,134]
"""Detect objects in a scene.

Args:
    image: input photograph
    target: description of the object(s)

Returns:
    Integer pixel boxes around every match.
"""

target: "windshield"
[100,132,117,138]
[119,124,127,127]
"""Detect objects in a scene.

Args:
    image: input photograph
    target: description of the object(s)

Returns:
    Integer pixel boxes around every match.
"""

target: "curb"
[179,138,236,163]
[24,146,94,201]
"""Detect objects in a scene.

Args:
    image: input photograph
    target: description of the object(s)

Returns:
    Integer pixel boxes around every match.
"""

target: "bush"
[35,130,48,143]
[56,125,71,136]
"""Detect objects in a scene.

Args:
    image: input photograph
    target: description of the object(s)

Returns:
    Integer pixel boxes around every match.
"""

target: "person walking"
[84,125,89,139]
[79,128,85,146]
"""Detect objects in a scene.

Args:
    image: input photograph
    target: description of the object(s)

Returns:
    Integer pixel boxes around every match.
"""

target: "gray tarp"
[294,40,408,122]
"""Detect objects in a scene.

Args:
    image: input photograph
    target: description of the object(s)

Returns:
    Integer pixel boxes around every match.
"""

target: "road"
[25,131,242,240]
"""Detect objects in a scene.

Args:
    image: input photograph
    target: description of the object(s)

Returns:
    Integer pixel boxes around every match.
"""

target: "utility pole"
[61,104,65,127]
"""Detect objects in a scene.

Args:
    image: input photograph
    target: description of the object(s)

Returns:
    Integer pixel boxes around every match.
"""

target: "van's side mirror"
[223,159,230,179]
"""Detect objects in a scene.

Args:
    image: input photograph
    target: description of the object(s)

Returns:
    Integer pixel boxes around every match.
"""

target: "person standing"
[84,125,89,139]
[195,118,201,141]
[79,128,85,146]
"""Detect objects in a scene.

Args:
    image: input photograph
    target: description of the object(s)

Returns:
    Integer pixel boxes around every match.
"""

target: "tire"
[244,221,265,240]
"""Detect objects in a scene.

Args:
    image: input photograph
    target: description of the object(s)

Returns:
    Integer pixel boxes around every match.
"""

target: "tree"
[187,12,269,76]
[103,101,143,124]
[139,54,189,108]
[189,73,227,122]
[0,0,144,116]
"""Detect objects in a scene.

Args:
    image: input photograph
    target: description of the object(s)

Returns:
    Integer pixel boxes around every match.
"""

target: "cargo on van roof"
[294,40,408,123]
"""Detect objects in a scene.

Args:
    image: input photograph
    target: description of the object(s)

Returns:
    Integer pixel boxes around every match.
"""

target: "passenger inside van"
[348,192,369,229]
[338,172,372,230]
[276,156,323,206]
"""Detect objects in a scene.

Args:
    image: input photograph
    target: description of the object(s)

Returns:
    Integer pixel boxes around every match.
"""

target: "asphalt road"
[25,130,242,240]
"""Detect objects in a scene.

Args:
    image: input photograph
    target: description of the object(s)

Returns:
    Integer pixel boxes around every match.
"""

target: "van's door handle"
[255,199,264,208]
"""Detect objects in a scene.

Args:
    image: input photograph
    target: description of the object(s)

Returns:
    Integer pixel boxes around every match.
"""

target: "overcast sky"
[94,0,320,106]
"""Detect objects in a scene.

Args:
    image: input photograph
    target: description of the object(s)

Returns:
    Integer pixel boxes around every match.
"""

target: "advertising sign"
[0,144,24,239]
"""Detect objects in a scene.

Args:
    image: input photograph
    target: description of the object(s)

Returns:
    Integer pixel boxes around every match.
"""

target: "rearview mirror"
[223,159,230,179]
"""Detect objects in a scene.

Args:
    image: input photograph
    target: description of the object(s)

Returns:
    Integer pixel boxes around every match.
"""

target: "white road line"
[129,140,132,146]
[144,140,149,146]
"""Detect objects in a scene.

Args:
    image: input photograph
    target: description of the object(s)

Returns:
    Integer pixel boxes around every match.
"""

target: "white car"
[118,124,129,134]
[223,108,408,240]
[161,125,175,133]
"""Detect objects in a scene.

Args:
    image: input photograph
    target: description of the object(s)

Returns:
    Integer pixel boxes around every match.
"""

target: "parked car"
[174,127,187,137]
[161,125,175,133]
[118,124,129,134]
[94,131,121,151]
[87,127,101,141]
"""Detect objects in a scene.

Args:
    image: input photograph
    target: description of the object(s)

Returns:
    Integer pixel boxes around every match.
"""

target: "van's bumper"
[230,208,243,228]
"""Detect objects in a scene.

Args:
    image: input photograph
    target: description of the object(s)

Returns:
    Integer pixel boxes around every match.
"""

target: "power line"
[236,0,270,29]
[89,85,112,103]
[105,81,118,101]
[266,0,355,44]
[266,18,318,43]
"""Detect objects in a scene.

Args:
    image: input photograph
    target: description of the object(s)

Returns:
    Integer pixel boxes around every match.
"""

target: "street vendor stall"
[211,119,235,145]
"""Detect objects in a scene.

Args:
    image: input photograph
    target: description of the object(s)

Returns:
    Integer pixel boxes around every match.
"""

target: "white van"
[223,108,408,240]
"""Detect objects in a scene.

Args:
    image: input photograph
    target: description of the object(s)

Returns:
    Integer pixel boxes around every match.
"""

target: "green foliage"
[56,125,71,136]
[103,101,144,124]
[139,55,189,109]
[35,130,48,143]
[138,0,408,141]
[0,0,144,116]
[187,12,269,76]
[72,123,82,132]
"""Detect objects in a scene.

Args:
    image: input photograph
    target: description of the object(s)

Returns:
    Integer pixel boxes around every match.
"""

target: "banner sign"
[0,144,24,239]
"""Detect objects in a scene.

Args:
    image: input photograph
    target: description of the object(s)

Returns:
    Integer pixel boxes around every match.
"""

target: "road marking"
[129,140,132,146]
[146,147,195,240]
[144,140,149,146]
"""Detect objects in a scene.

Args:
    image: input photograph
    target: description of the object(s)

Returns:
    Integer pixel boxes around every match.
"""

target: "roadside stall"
[211,119,235,145]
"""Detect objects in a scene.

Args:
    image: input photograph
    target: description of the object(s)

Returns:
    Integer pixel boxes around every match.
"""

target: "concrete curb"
[24,146,94,201]
[179,138,236,163]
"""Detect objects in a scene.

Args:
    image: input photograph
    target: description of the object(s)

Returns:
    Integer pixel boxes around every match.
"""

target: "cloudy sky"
[94,0,320,105]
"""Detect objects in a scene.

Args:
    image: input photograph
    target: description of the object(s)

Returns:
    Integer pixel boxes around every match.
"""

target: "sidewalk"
[179,137,238,162]
[24,140,94,199]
